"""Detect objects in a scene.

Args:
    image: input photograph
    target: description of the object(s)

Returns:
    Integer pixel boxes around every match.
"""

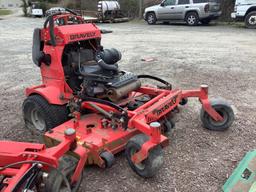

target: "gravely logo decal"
[153,95,178,116]
[70,32,96,41]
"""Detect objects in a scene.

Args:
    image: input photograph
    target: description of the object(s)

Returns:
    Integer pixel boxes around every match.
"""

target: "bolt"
[150,122,161,128]
[200,84,208,88]
[64,128,76,136]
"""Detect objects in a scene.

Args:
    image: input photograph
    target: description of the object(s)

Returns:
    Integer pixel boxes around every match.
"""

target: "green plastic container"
[223,150,256,192]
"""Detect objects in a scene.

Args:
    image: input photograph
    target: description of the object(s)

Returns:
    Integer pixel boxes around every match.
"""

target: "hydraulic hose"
[95,55,118,72]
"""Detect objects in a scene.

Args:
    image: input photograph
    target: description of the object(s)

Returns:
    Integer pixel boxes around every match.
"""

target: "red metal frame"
[1,84,222,191]
[25,14,101,105]
[0,130,87,192]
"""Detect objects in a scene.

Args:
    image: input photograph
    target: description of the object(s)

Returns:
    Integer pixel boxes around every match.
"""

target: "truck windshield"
[32,3,40,9]
[193,0,220,3]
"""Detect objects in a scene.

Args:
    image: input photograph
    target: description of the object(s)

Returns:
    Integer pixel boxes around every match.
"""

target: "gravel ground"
[0,15,256,192]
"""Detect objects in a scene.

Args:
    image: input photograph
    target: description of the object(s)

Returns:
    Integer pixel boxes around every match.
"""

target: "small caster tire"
[179,98,188,106]
[100,151,115,168]
[162,117,175,135]
[44,155,83,192]
[125,134,163,178]
[200,98,234,131]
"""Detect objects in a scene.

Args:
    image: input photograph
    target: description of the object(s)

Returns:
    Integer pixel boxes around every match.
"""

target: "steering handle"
[43,8,79,46]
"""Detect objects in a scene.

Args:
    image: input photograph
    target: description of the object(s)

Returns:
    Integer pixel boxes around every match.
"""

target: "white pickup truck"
[29,2,43,17]
[231,0,256,28]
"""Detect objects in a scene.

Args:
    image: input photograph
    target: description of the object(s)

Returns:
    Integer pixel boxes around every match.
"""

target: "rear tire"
[146,12,157,25]
[125,134,163,178]
[22,95,69,134]
[44,155,83,192]
[185,12,199,26]
[245,11,256,29]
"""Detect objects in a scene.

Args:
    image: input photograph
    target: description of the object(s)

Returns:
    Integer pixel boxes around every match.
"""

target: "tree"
[220,0,235,21]
[21,0,28,16]
[139,0,144,18]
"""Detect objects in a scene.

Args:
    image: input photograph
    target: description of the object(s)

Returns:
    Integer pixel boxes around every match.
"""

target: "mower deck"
[44,113,167,165]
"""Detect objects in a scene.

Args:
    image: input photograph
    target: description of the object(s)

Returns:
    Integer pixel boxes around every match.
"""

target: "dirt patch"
[0,16,256,192]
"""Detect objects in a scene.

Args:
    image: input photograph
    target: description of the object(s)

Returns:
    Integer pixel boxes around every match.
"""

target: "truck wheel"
[185,12,199,26]
[146,12,157,25]
[200,98,234,131]
[44,155,83,192]
[125,134,163,178]
[22,95,69,134]
[245,11,256,29]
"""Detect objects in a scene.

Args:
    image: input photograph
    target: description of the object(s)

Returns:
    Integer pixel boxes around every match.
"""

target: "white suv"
[231,0,256,28]
[144,0,221,26]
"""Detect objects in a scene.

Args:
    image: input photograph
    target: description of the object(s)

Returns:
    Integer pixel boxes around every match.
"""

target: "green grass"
[0,9,12,16]
[218,21,245,28]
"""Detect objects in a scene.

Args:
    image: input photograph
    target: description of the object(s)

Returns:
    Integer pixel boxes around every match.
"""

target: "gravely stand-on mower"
[0,9,235,192]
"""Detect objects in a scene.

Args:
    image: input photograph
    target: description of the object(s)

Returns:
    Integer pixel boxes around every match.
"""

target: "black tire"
[245,11,256,29]
[100,151,115,168]
[200,98,234,131]
[179,98,188,106]
[185,12,199,26]
[161,114,175,135]
[146,12,157,25]
[44,155,83,192]
[201,18,211,25]
[22,95,69,134]
[125,134,163,178]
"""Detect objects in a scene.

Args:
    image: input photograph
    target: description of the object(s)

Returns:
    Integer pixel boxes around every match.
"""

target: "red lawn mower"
[0,9,234,192]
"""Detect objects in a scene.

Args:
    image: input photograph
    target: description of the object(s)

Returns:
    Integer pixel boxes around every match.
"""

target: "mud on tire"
[125,134,163,178]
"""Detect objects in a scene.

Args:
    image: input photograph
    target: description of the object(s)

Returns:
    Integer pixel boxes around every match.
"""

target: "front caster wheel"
[44,155,83,192]
[125,134,163,178]
[200,98,234,131]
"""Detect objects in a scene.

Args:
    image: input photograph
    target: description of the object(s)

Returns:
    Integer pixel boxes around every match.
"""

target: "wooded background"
[28,0,236,21]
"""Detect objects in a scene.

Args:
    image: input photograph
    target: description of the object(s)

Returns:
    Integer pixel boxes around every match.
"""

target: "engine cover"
[82,71,141,102]
[106,72,141,101]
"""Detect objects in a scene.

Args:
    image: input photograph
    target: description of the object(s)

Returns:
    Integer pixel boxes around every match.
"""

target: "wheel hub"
[249,15,256,25]
[31,109,46,132]
[188,16,196,25]
[209,109,228,127]
[148,15,154,24]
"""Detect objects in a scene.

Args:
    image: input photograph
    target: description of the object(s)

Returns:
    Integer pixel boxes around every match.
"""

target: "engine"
[62,40,141,102]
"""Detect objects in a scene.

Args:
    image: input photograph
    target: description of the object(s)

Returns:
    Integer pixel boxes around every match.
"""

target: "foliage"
[119,0,140,18]
[21,0,28,16]
[219,0,236,21]
[0,9,12,16]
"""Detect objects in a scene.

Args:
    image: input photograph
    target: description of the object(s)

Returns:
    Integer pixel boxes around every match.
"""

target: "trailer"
[74,0,129,23]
